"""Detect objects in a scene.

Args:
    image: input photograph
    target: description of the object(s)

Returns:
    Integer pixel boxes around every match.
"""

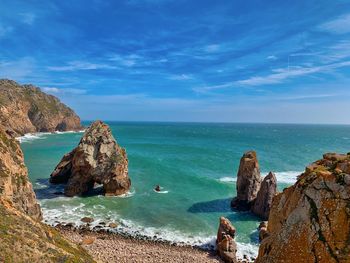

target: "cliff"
[256,153,350,263]
[0,126,94,262]
[0,79,82,136]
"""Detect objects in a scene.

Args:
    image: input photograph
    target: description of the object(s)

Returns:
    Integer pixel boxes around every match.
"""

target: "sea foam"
[16,130,85,143]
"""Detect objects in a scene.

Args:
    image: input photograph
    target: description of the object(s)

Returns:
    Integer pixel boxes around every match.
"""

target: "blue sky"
[1,0,350,123]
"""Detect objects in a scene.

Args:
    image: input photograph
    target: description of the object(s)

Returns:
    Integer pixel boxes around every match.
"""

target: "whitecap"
[154,190,169,194]
[218,177,236,183]
[271,171,301,184]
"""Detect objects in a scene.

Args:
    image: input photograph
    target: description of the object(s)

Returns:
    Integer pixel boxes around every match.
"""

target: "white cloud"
[42,87,87,95]
[318,13,350,34]
[108,54,141,67]
[195,60,350,91]
[236,61,350,86]
[48,61,117,71]
[169,74,193,80]
[267,55,277,60]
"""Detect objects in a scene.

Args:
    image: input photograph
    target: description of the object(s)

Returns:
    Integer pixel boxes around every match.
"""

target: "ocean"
[19,122,350,258]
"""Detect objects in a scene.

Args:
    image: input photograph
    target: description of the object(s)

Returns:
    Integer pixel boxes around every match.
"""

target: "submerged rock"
[50,120,130,197]
[231,151,261,210]
[256,153,350,263]
[251,172,277,220]
[216,217,237,263]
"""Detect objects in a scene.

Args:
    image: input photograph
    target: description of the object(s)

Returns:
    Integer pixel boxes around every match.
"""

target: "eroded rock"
[256,153,350,263]
[251,172,277,220]
[231,151,261,210]
[50,120,130,197]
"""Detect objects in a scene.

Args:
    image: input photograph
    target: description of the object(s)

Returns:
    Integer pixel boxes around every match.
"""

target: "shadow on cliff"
[34,178,103,200]
[188,198,233,213]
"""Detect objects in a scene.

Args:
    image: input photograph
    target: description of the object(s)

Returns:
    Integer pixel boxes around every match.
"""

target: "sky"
[1,0,350,124]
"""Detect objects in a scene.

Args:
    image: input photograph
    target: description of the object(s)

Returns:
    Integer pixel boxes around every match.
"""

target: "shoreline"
[56,225,223,263]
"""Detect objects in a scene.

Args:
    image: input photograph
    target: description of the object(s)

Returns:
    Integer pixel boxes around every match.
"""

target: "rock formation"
[231,151,262,210]
[0,126,42,220]
[0,79,82,136]
[256,153,350,263]
[50,120,130,197]
[251,172,277,220]
[0,125,94,262]
[216,217,237,263]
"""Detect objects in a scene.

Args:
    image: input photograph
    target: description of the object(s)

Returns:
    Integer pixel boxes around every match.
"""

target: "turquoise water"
[20,122,350,257]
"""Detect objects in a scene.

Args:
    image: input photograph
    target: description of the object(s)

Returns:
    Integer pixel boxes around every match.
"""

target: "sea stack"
[216,217,237,263]
[256,153,350,263]
[251,172,277,220]
[231,151,262,210]
[50,120,130,197]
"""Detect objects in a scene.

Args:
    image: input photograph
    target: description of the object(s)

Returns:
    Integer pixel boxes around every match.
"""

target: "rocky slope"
[256,153,350,263]
[50,120,131,197]
[0,125,94,262]
[0,79,82,136]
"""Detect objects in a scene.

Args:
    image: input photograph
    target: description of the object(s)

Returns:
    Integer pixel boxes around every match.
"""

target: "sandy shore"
[58,226,222,263]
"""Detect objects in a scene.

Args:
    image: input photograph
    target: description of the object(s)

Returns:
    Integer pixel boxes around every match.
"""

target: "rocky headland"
[50,120,131,197]
[255,153,350,263]
[0,79,82,137]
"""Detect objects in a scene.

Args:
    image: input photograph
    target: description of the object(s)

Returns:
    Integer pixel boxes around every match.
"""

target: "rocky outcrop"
[0,125,94,262]
[251,172,277,220]
[0,79,82,136]
[216,217,237,263]
[256,153,350,263]
[0,126,41,220]
[50,120,130,197]
[231,151,262,211]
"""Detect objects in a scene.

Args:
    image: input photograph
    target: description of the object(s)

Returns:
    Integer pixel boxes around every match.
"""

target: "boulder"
[50,120,130,197]
[216,217,237,263]
[256,153,350,263]
[258,222,269,242]
[81,217,94,223]
[231,151,261,210]
[251,172,277,220]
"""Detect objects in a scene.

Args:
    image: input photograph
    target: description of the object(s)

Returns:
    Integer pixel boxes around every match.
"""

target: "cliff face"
[0,125,94,262]
[0,79,82,136]
[50,120,130,197]
[0,126,42,220]
[256,153,350,263]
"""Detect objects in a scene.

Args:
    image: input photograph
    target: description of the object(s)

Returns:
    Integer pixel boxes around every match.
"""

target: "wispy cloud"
[318,13,350,34]
[0,24,13,38]
[0,57,35,79]
[20,13,36,25]
[169,74,193,80]
[267,55,277,60]
[42,86,87,95]
[47,61,117,71]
